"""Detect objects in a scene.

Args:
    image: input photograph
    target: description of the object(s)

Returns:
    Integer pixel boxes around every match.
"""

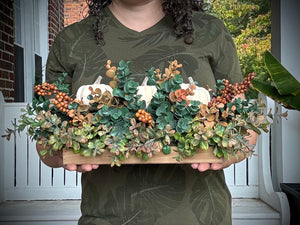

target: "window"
[13,0,48,102]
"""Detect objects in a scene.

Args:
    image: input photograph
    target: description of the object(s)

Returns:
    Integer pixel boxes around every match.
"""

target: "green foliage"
[3,60,272,166]
[53,73,70,94]
[205,0,271,98]
[252,51,300,110]
[173,97,269,160]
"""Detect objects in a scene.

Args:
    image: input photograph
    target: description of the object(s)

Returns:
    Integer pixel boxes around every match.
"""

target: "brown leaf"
[206,114,215,122]
[219,121,228,127]
[217,103,225,108]
[169,92,176,102]
[206,85,212,92]
[87,113,93,123]
[222,110,228,119]
[256,115,266,123]
[204,120,215,128]
[67,109,76,118]
[280,111,288,118]
[95,88,101,95]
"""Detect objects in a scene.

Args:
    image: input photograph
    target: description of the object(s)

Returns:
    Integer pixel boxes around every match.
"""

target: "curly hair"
[86,0,204,45]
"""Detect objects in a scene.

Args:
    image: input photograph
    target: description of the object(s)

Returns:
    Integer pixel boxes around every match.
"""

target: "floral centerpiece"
[3,60,271,166]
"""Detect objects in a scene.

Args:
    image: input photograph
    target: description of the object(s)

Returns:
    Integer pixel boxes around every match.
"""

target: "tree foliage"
[204,0,271,97]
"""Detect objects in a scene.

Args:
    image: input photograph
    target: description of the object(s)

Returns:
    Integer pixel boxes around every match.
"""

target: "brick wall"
[0,0,14,102]
[48,0,64,49]
[64,0,88,27]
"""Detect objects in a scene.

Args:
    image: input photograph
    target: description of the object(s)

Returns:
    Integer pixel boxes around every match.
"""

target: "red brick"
[1,89,9,96]
[9,90,15,98]
[4,25,13,35]
[2,51,11,61]
[5,80,13,89]
[2,71,10,79]
[9,36,13,44]
[0,0,14,101]
[9,72,14,80]
[0,81,5,89]
[0,41,5,51]
[0,13,14,27]
[4,43,13,53]
[47,0,65,48]
[2,32,8,42]
[64,0,87,26]
[0,59,13,71]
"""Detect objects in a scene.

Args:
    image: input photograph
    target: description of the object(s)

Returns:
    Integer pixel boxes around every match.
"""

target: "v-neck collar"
[104,7,169,36]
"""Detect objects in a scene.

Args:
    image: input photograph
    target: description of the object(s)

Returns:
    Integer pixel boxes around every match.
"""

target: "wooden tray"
[63,146,223,165]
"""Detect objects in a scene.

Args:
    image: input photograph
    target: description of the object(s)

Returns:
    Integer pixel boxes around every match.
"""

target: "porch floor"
[0,198,280,225]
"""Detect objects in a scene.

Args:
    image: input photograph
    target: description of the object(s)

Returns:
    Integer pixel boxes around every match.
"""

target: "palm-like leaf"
[251,51,300,110]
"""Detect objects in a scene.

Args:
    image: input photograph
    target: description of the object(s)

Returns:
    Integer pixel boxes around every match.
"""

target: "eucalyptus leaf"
[156,103,170,116]
[124,94,133,101]
[174,74,183,84]
[112,88,125,98]
[43,100,50,111]
[124,80,138,94]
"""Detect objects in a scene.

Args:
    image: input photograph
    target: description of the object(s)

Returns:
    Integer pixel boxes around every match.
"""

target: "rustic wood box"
[63,146,223,165]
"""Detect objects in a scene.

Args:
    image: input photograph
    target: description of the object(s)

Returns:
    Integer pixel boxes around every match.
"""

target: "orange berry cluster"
[54,92,74,113]
[208,72,255,107]
[34,82,58,96]
[135,109,153,126]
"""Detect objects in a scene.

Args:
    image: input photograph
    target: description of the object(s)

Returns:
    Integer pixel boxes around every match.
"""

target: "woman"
[38,0,256,224]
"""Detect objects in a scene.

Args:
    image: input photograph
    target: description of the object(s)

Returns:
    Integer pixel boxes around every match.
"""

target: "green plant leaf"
[124,80,139,94]
[176,118,190,133]
[43,99,50,111]
[112,88,125,97]
[191,138,200,147]
[156,102,171,116]
[124,94,133,101]
[200,139,208,150]
[264,51,300,96]
[252,79,300,110]
[87,94,93,100]
[174,73,183,84]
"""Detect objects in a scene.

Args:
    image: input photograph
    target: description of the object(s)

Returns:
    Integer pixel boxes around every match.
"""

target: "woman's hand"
[36,140,99,173]
[191,156,238,172]
[191,129,258,172]
[63,164,99,173]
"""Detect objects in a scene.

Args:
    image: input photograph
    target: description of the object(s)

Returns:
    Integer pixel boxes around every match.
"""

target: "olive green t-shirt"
[46,7,242,225]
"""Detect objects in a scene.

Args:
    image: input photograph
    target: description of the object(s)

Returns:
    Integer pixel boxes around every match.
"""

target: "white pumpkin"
[136,77,157,107]
[180,77,211,105]
[76,76,113,105]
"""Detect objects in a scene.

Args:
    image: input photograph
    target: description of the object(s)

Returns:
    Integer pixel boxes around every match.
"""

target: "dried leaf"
[204,120,214,128]
[206,114,215,122]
